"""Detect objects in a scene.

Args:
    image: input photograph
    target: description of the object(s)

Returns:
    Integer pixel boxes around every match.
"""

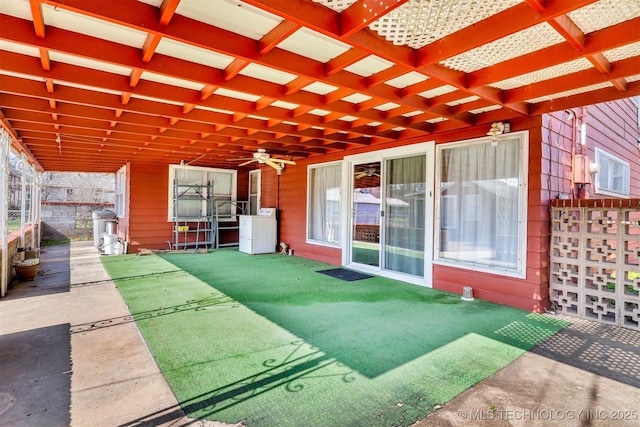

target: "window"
[436,135,528,276]
[115,166,126,217]
[168,165,237,221]
[595,148,630,197]
[307,162,341,246]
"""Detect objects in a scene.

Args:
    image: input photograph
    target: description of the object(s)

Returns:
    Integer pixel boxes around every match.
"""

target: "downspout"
[0,129,9,297]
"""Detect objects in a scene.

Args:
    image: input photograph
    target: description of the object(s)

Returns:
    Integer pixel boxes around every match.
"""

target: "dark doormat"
[317,268,374,281]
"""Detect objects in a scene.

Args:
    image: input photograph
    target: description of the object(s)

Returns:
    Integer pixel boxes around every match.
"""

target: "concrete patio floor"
[1,240,639,426]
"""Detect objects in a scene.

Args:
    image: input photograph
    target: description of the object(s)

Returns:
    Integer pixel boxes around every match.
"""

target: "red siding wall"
[124,162,171,252]
[543,100,640,200]
[122,99,638,312]
[123,163,249,253]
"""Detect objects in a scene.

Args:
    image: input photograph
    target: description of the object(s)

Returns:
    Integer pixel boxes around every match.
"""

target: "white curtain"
[384,155,426,276]
[439,139,520,269]
[308,164,341,244]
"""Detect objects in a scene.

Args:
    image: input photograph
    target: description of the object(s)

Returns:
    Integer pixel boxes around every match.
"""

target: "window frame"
[167,164,237,222]
[115,166,126,218]
[306,160,342,248]
[434,131,529,278]
[594,147,630,197]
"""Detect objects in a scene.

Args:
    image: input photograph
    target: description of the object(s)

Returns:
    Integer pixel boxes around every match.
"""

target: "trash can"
[92,209,117,248]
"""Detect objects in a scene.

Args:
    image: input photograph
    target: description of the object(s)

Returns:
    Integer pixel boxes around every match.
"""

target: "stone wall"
[41,202,115,241]
[40,172,116,241]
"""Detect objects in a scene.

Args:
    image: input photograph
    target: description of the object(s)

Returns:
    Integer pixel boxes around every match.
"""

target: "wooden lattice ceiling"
[1,0,639,172]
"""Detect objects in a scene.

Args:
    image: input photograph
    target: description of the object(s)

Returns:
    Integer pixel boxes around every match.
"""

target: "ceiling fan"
[229,148,296,174]
[355,167,380,179]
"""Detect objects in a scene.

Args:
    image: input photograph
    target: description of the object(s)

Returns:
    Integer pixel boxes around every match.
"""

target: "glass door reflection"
[352,162,381,267]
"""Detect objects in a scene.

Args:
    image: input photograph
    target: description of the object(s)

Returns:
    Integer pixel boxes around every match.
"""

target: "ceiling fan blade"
[264,159,283,171]
[272,158,296,165]
[354,172,366,179]
[238,159,257,167]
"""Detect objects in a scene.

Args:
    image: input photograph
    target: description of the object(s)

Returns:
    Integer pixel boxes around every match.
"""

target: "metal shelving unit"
[214,200,249,248]
[172,180,215,250]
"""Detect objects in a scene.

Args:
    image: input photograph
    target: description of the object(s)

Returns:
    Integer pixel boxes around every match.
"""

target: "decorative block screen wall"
[550,199,640,331]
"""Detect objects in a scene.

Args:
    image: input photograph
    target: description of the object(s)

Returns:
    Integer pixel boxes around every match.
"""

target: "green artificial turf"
[102,250,568,427]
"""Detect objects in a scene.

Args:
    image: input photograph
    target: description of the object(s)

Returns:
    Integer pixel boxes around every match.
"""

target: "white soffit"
[339,115,358,122]
[402,110,425,118]
[239,63,298,85]
[130,93,183,106]
[418,85,457,98]
[370,0,519,49]
[374,102,401,112]
[0,40,39,57]
[442,23,565,73]
[140,71,205,91]
[341,93,373,104]
[278,27,351,62]
[214,87,261,102]
[491,57,594,91]
[54,80,122,96]
[446,95,481,107]
[176,0,282,40]
[41,4,147,48]
[567,0,640,33]
[384,71,429,89]
[194,105,234,115]
[308,108,332,116]
[156,38,235,69]
[469,105,502,114]
[0,70,45,82]
[302,81,339,95]
[0,0,31,20]
[49,51,132,76]
[344,55,394,77]
[270,100,300,110]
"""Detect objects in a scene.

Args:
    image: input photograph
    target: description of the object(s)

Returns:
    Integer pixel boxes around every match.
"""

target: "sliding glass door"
[351,162,381,267]
[346,144,433,284]
[384,155,426,276]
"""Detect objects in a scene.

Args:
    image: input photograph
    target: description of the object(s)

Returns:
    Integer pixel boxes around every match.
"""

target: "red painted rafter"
[224,58,250,82]
[325,49,368,76]
[531,80,640,115]
[258,20,300,55]
[9,3,472,128]
[159,0,181,26]
[29,0,45,38]
[38,47,51,70]
[0,76,375,149]
[468,17,640,88]
[549,15,585,50]
[142,33,162,63]
[504,56,639,103]
[416,0,596,67]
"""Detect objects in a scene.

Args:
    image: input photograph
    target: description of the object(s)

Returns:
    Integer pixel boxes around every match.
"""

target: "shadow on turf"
[118,340,356,426]
[70,291,239,334]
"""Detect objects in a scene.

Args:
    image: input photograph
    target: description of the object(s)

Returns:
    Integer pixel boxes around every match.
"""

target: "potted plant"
[13,258,40,281]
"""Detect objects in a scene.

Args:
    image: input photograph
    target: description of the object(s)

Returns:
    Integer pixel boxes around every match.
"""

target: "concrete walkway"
[1,240,639,426]
[0,241,231,427]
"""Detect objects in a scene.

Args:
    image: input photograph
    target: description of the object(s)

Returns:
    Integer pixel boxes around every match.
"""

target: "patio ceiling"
[0,0,639,172]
